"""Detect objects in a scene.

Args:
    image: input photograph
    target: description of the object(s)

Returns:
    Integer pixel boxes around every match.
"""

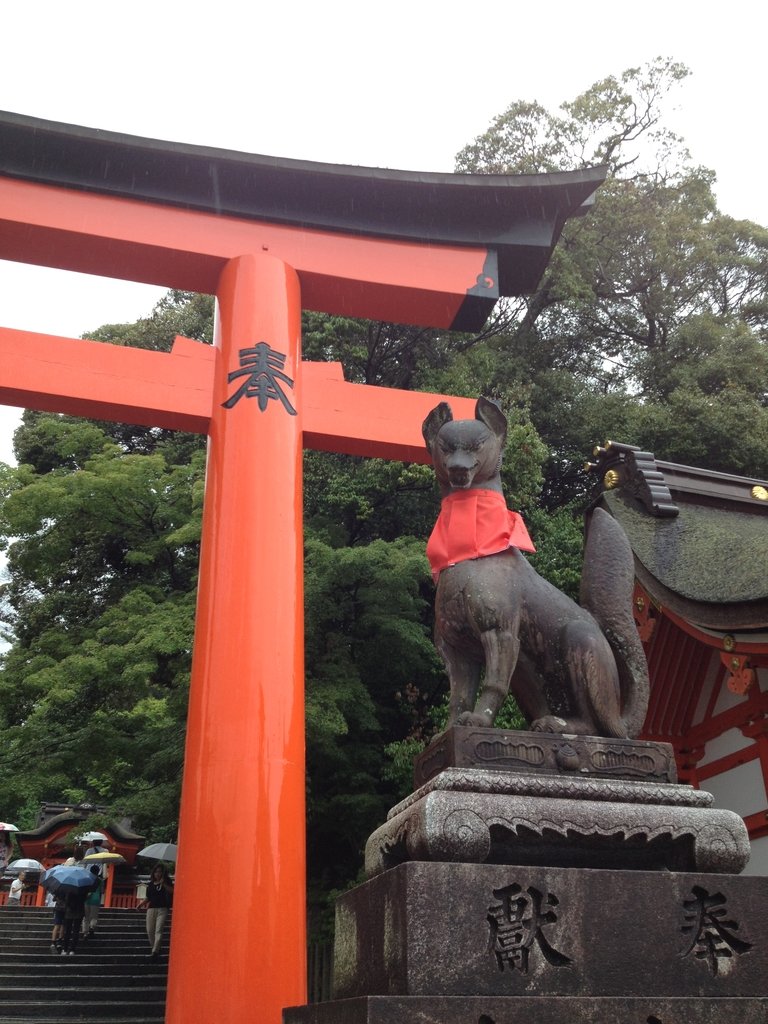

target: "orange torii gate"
[0,111,604,1023]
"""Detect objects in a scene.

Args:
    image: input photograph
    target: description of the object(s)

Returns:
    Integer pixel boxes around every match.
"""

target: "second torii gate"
[0,111,605,1023]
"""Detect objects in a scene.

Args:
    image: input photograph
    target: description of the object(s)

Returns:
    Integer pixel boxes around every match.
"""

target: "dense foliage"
[1,59,766,930]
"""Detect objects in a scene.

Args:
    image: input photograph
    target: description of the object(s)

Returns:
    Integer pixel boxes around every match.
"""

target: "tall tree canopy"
[1,58,766,928]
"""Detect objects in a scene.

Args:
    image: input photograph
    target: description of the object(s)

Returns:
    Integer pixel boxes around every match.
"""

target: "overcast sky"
[0,0,765,461]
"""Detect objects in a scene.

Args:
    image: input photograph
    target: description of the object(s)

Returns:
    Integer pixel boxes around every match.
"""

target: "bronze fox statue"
[422,397,649,738]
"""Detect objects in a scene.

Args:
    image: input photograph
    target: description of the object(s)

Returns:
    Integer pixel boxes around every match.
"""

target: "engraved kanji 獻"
[487,883,572,974]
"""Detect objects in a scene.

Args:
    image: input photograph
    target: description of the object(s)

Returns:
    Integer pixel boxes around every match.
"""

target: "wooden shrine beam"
[0,178,494,331]
[0,328,476,462]
[0,111,607,333]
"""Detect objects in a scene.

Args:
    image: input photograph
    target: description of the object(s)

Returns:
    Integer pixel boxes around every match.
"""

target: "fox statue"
[422,397,650,738]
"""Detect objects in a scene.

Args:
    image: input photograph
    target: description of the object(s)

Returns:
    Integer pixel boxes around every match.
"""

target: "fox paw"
[530,715,570,734]
[456,711,493,727]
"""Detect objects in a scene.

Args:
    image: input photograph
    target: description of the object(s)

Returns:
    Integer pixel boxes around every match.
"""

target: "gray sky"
[0,0,765,460]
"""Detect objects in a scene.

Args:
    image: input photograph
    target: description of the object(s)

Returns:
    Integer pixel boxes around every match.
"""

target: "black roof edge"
[587,441,768,515]
[0,111,607,299]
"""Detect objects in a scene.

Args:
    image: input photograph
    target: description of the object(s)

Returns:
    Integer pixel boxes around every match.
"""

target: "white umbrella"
[79,831,108,843]
[137,843,178,862]
[7,858,43,872]
[0,822,19,832]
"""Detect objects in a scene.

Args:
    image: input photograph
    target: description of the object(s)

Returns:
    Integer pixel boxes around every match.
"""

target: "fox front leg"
[458,628,520,728]
[436,632,482,727]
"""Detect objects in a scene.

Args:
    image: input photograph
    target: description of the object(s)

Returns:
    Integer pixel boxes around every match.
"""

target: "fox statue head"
[422,397,507,493]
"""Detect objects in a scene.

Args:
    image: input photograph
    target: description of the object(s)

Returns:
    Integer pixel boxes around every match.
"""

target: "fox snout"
[443,451,479,488]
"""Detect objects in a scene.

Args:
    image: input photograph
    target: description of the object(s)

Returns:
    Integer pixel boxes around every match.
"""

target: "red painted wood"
[0,178,491,330]
[167,255,306,1024]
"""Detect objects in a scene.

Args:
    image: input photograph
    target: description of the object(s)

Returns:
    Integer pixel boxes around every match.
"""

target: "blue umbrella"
[42,865,98,896]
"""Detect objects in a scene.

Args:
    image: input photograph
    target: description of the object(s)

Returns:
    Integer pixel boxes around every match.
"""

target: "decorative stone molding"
[414,726,677,789]
[367,768,750,878]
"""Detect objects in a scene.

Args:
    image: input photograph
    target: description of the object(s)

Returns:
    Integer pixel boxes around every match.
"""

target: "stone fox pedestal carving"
[422,397,650,739]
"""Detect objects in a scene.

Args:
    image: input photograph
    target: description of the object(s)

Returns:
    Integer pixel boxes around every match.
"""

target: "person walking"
[81,866,102,938]
[141,863,173,961]
[61,887,89,955]
[83,838,107,878]
[48,891,65,954]
[7,870,25,905]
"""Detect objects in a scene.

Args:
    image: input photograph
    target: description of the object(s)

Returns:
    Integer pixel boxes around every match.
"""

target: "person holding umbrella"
[81,866,103,939]
[42,865,98,955]
[83,833,107,863]
[61,885,91,954]
[7,870,25,905]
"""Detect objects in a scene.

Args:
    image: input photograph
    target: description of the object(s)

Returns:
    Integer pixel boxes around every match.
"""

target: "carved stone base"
[285,995,768,1024]
[331,863,767,1000]
[365,767,750,876]
[414,726,678,788]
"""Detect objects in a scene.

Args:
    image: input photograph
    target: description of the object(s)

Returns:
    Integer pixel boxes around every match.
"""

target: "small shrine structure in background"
[589,443,768,871]
[11,801,145,908]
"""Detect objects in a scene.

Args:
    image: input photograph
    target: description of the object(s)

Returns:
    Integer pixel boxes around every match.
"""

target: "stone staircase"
[0,905,168,1022]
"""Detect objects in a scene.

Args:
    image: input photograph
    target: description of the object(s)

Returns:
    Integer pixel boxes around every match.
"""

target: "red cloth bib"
[426,488,535,579]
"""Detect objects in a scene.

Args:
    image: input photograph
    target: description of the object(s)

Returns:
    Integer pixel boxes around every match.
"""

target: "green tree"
[453,58,768,500]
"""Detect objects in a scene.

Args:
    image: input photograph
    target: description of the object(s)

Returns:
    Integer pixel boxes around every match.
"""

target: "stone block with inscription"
[331,863,766,1000]
[285,996,768,1023]
[286,862,768,1023]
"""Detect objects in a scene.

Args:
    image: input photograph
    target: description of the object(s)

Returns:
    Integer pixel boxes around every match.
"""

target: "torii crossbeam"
[0,111,605,1024]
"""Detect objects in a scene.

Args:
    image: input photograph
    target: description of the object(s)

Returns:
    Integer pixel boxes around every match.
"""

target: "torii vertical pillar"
[167,254,306,1023]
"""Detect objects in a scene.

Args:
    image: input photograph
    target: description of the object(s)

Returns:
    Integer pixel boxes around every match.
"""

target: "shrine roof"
[15,805,145,863]
[588,443,768,631]
[0,110,606,298]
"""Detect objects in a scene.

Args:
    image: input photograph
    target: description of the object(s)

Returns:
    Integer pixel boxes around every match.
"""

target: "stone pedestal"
[413,726,679,787]
[332,862,766,999]
[286,996,768,1023]
[366,766,750,875]
[284,731,765,1023]
[286,862,767,1023]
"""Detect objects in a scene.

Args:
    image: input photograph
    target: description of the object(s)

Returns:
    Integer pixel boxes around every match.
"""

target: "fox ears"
[422,402,453,449]
[422,396,507,450]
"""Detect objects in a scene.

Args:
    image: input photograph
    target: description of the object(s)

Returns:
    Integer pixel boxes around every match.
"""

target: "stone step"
[0,927,149,936]
[2,930,160,939]
[0,999,166,1020]
[0,908,169,1021]
[0,968,167,985]
[0,930,160,941]
[0,953,168,967]
[0,1019,163,1024]
[0,985,166,1003]
[0,910,142,920]
[0,962,167,978]
[1,937,162,946]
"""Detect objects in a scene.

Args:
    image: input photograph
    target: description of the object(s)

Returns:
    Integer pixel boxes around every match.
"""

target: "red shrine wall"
[675,655,768,874]
[637,593,768,875]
